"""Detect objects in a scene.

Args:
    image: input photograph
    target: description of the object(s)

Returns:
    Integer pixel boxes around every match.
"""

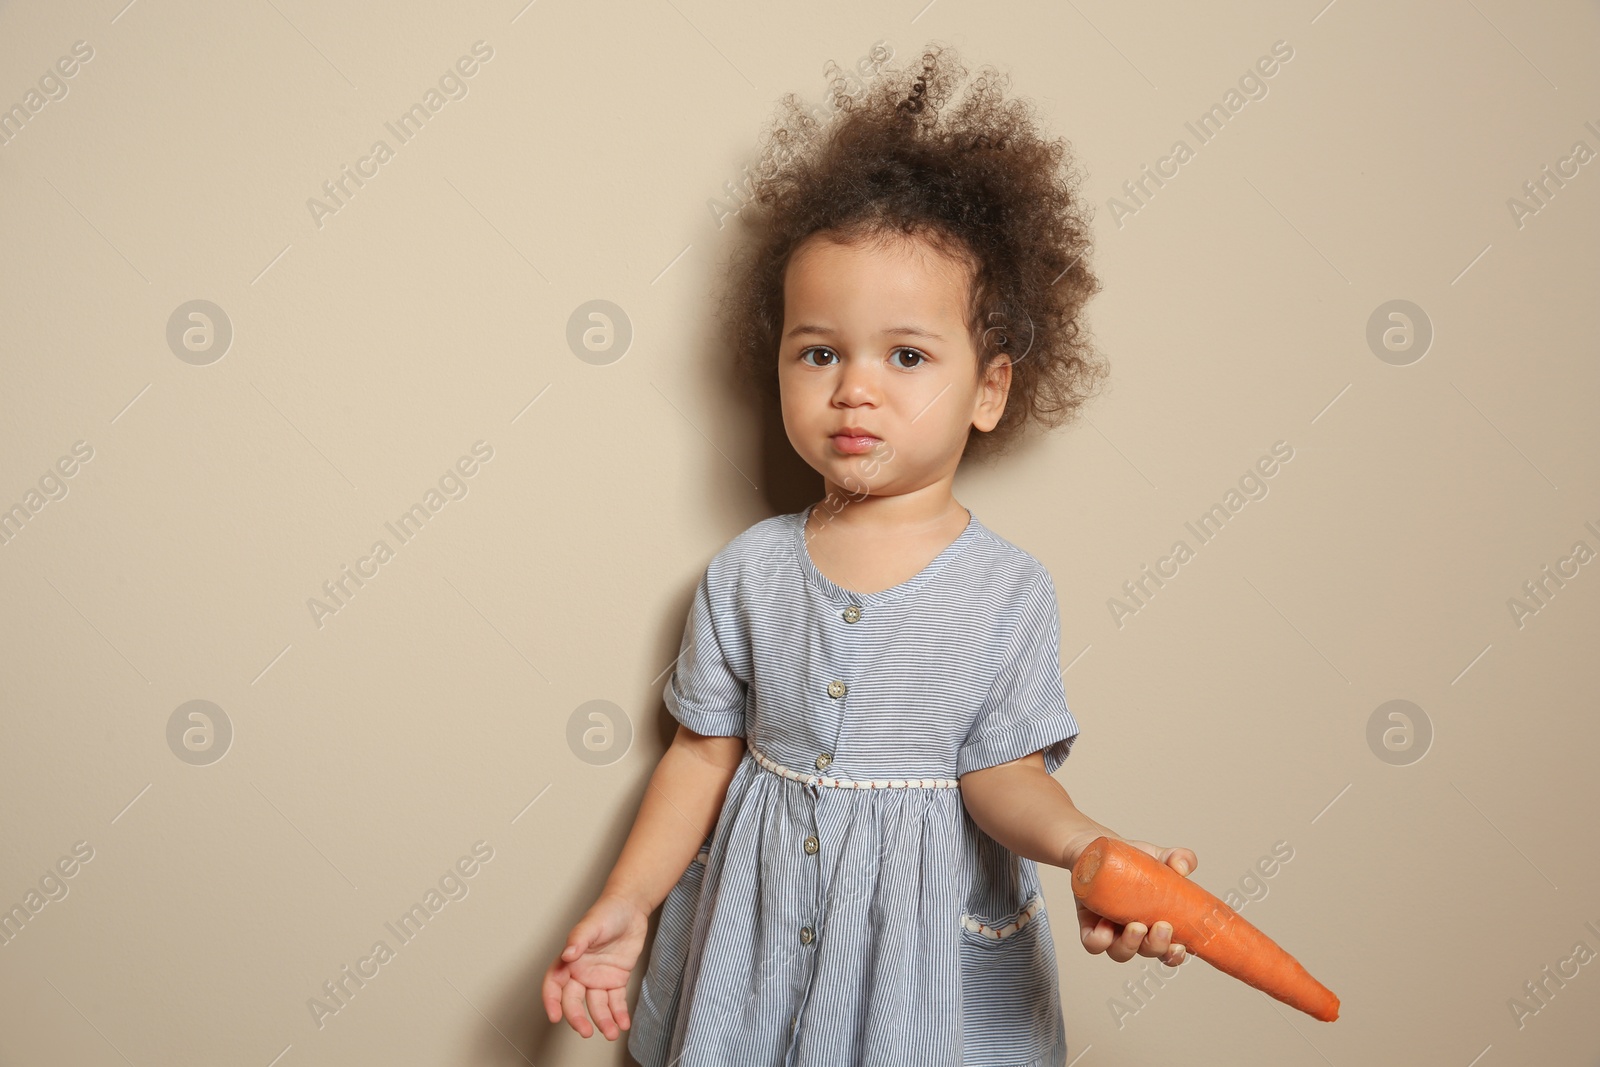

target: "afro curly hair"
[717,41,1109,463]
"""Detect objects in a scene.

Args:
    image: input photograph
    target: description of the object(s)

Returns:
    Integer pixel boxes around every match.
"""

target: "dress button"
[799,925,815,945]
[827,680,848,699]
[815,752,832,770]
[842,605,862,623]
[803,835,819,854]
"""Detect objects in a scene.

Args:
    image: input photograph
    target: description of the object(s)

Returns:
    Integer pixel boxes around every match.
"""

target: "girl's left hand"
[1075,839,1199,966]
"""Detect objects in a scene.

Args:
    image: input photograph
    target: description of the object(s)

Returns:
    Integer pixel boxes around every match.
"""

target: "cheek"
[777,373,800,411]
[779,369,824,410]
[778,379,819,437]
[903,376,976,427]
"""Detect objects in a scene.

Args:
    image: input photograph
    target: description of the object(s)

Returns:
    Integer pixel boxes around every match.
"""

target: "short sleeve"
[663,556,749,737]
[956,569,1080,777]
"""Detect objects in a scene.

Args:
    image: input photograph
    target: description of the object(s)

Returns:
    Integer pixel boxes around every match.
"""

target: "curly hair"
[717,41,1109,463]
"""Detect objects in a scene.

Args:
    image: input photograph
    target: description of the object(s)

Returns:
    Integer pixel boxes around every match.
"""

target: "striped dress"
[628,502,1081,1067]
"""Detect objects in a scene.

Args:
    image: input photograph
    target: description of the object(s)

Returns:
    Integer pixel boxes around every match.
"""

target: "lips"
[830,430,880,455]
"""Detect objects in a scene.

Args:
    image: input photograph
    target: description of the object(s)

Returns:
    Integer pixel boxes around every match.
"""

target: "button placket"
[792,804,845,1055]
[817,678,845,772]
[817,600,859,783]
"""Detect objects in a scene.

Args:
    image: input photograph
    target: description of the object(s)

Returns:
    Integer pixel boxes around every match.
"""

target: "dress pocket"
[959,890,1045,946]
[956,891,1065,1065]
[630,849,711,1066]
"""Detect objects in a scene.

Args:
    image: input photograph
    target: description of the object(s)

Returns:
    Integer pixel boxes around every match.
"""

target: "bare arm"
[958,751,1122,872]
[544,724,744,1040]
[599,723,744,914]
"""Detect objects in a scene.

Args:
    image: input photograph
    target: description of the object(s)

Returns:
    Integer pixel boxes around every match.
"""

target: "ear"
[972,355,1012,433]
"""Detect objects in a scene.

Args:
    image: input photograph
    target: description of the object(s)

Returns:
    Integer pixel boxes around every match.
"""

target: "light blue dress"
[628,503,1081,1067]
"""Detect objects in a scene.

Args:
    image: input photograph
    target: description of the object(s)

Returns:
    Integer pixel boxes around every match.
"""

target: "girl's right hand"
[542,893,650,1040]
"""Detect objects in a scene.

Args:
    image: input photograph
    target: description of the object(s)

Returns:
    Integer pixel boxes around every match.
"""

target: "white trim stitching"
[747,738,959,789]
[960,891,1044,941]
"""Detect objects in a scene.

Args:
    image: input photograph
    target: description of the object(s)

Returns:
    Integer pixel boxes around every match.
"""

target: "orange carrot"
[1071,836,1340,1022]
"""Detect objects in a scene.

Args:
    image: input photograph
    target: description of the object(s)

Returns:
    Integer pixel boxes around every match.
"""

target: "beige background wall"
[2,1,1597,1064]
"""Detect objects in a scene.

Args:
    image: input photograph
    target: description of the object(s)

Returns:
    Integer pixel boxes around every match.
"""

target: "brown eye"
[891,347,927,369]
[800,346,837,367]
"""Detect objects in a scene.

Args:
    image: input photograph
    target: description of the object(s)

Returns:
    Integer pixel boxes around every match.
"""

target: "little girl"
[544,43,1199,1067]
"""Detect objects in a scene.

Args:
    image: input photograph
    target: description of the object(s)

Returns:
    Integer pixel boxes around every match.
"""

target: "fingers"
[1080,916,1106,951]
[541,967,563,1024]
[1078,907,1116,955]
[560,977,593,1037]
[545,927,586,1026]
[586,985,621,1041]
[1144,921,1171,957]
[549,972,632,1039]
[610,986,631,1032]
[1079,904,1186,966]
[1165,847,1199,877]
[1139,920,1188,967]
[1126,840,1199,878]
[561,925,590,963]
[1108,921,1143,963]
[1087,921,1183,965]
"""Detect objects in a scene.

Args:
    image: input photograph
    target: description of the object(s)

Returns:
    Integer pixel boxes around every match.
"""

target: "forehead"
[783,232,974,326]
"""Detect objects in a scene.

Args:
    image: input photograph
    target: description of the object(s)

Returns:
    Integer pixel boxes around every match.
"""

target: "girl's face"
[777,231,1011,502]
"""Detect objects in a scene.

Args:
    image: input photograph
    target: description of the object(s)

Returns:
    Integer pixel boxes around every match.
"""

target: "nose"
[830,353,879,404]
